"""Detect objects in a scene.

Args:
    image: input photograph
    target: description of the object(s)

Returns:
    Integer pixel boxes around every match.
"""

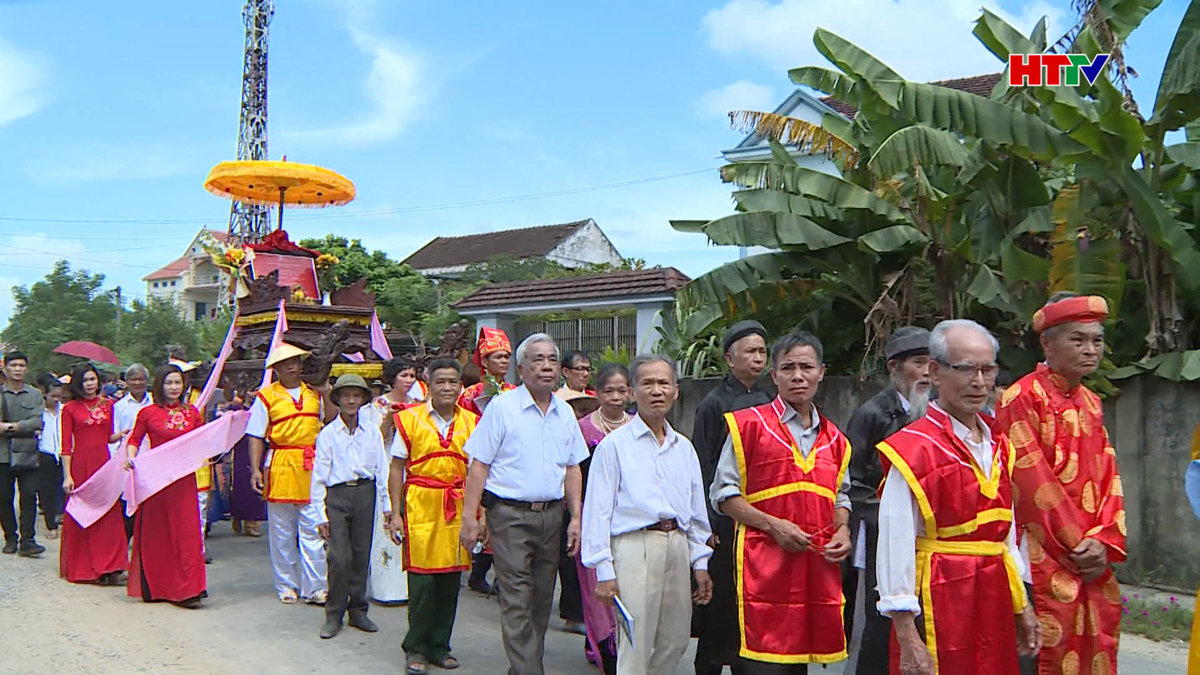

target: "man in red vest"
[876,320,1040,674]
[709,331,853,672]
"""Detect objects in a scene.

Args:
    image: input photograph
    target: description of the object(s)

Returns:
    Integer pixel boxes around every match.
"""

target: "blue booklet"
[614,595,635,649]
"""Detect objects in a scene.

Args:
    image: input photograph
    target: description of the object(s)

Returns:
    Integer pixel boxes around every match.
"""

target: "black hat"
[885,326,930,360]
[722,320,767,355]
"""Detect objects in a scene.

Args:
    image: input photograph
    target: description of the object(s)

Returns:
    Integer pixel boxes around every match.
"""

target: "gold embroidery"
[1074,604,1086,635]
[1009,421,1037,449]
[1061,409,1081,437]
[1062,650,1080,675]
[1116,510,1126,536]
[1016,450,1044,469]
[1035,482,1066,511]
[1091,652,1111,675]
[1053,570,1081,604]
[1027,537,1046,565]
[1000,383,1022,407]
[1102,576,1121,604]
[1059,452,1079,484]
[1110,476,1123,497]
[1081,481,1097,514]
[1039,612,1063,649]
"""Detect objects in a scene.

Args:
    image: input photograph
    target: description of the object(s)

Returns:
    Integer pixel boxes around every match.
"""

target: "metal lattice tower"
[226,0,274,244]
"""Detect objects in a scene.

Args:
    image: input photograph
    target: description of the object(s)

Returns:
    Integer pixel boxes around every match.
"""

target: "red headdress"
[473,327,512,370]
[1031,295,1109,333]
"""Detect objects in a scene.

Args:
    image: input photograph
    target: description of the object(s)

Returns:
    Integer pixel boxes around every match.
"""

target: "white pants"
[267,501,328,598]
[197,491,209,551]
[612,528,693,675]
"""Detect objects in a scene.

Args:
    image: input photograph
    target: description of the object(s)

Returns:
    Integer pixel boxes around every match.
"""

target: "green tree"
[299,234,438,334]
[117,297,202,368]
[2,261,118,373]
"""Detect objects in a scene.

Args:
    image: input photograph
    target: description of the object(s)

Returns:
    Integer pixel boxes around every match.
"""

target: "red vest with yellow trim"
[257,381,323,503]
[876,405,1025,675]
[725,398,851,665]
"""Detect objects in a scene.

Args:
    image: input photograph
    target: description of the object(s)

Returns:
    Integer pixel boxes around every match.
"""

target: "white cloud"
[700,79,776,118]
[284,21,427,146]
[702,0,1068,82]
[26,143,190,183]
[0,34,46,127]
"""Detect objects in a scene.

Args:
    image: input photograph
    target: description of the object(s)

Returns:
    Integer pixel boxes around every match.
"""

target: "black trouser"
[0,462,38,543]
[324,480,375,621]
[1019,582,1036,675]
[36,454,62,530]
[469,551,493,588]
[843,504,890,675]
[557,513,583,622]
[694,514,744,675]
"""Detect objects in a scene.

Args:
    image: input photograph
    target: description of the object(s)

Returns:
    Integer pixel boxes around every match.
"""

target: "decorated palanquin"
[877,405,1027,675]
[997,364,1126,675]
[724,398,852,665]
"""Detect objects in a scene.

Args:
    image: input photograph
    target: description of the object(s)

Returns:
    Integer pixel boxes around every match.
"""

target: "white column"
[635,302,671,354]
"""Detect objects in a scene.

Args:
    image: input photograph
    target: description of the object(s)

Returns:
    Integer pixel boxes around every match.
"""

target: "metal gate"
[515,314,636,356]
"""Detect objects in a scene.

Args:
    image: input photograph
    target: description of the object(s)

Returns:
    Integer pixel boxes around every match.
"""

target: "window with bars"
[515,314,637,356]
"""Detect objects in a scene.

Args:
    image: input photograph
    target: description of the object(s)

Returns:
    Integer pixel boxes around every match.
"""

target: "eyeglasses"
[567,365,592,373]
[939,360,999,378]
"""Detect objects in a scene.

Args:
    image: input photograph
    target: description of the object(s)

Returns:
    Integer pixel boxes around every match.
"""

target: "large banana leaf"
[692,212,852,250]
[719,163,909,222]
[972,8,1039,60]
[813,28,902,109]
[728,110,860,166]
[731,189,846,221]
[878,81,1092,162]
[669,220,709,233]
[1000,239,1050,283]
[1113,163,1200,290]
[675,252,819,335]
[1166,142,1200,170]
[1049,187,1126,313]
[1150,0,1200,133]
[858,225,928,253]
[1099,0,1165,43]
[966,265,1014,311]
[788,66,858,103]
[867,125,970,179]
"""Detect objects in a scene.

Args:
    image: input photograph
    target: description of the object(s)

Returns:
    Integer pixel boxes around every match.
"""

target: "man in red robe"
[710,331,853,672]
[996,294,1126,675]
[876,320,1040,674]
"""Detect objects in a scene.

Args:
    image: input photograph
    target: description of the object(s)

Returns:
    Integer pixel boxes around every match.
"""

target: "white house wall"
[546,221,623,268]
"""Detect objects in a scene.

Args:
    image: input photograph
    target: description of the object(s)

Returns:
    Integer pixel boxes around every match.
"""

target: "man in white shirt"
[111,363,153,456]
[35,374,64,539]
[875,320,1040,675]
[582,354,713,675]
[459,333,589,675]
[311,374,391,640]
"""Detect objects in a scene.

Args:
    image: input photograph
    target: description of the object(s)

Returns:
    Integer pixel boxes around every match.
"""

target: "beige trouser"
[612,528,693,675]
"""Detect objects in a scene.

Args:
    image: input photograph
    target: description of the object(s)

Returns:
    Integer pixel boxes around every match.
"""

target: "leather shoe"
[348,615,379,633]
[18,541,45,557]
[2,539,16,555]
[319,618,342,639]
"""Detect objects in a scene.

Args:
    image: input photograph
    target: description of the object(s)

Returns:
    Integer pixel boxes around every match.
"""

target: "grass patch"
[1122,593,1192,642]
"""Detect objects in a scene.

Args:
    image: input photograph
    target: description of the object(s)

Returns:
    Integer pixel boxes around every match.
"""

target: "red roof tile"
[819,73,1003,118]
[144,257,188,281]
[402,220,592,270]
[453,267,690,310]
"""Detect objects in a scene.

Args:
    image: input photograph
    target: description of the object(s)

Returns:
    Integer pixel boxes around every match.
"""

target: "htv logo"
[1007,54,1110,86]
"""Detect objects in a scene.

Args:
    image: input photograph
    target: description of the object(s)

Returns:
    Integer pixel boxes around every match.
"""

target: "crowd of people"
[0,291,1126,675]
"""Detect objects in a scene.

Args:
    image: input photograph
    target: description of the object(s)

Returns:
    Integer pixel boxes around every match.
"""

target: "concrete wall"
[671,373,1200,591]
[547,220,624,268]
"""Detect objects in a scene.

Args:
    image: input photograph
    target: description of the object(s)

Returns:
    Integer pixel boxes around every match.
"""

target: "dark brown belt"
[483,491,561,512]
[643,519,679,533]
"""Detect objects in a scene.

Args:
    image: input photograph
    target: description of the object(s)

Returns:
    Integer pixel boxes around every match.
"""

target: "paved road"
[0,526,1186,674]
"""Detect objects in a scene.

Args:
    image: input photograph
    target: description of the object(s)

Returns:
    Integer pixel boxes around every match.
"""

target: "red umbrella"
[53,340,121,365]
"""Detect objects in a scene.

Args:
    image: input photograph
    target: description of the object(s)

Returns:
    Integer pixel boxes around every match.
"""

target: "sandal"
[406,654,428,674]
[431,655,459,670]
[278,588,299,604]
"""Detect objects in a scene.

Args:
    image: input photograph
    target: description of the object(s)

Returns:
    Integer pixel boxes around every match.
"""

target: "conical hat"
[265,342,310,369]
[168,358,197,373]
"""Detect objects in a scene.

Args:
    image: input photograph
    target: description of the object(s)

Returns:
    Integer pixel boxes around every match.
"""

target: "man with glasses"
[709,331,853,672]
[996,294,1126,675]
[557,350,596,398]
[876,320,1039,675]
[459,333,589,675]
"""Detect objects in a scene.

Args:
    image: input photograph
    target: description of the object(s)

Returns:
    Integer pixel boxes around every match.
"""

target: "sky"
[0,0,1190,327]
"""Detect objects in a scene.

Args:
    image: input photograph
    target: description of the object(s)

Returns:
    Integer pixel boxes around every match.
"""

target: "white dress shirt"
[110,392,153,456]
[709,402,852,513]
[246,386,324,439]
[389,403,453,460]
[875,403,1026,617]
[310,413,392,525]
[463,385,589,502]
[581,414,714,582]
[38,404,61,459]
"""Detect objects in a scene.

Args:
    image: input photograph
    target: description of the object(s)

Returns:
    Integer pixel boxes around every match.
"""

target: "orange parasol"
[203,159,355,230]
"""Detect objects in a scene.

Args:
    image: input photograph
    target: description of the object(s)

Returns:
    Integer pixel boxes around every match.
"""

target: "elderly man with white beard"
[842,326,931,673]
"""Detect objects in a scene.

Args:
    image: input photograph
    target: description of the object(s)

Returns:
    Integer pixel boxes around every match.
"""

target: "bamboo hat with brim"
[265,343,311,369]
[330,373,372,405]
[559,389,601,417]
